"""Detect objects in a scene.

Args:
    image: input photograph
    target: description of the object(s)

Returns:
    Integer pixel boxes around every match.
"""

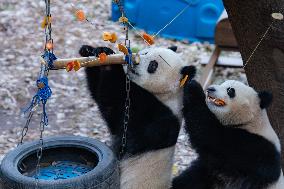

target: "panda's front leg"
[183,80,206,107]
[182,80,221,152]
[80,45,127,135]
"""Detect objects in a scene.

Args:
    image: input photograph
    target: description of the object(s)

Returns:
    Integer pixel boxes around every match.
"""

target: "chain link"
[35,0,53,187]
[35,120,44,187]
[18,100,39,145]
[119,72,131,159]
[18,110,33,145]
[114,0,132,160]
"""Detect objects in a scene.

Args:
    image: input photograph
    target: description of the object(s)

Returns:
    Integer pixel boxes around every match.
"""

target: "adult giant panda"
[79,45,196,189]
[173,80,284,189]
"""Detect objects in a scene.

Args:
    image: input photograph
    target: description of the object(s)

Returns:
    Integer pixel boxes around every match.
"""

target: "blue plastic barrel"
[111,0,224,43]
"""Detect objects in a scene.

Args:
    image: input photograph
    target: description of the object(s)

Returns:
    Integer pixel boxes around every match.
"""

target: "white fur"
[206,80,259,126]
[120,146,175,189]
[206,80,280,150]
[207,80,284,189]
[126,47,187,95]
[243,111,281,152]
[120,47,187,188]
[155,90,183,120]
[268,171,284,189]
[126,47,187,120]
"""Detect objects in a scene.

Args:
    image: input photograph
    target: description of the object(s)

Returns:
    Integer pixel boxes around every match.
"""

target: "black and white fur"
[80,45,195,189]
[173,80,284,189]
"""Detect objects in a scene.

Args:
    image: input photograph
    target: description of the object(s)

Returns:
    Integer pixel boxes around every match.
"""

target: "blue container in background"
[112,0,224,43]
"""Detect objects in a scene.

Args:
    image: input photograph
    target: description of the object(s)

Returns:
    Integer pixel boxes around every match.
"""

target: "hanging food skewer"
[51,53,140,71]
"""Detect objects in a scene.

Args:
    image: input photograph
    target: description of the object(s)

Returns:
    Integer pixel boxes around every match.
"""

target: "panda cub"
[79,45,195,189]
[173,80,284,189]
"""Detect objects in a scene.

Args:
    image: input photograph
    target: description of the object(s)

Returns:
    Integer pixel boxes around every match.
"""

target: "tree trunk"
[222,0,284,167]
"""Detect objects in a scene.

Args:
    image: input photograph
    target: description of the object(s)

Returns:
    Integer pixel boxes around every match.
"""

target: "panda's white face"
[126,47,185,95]
[206,80,261,126]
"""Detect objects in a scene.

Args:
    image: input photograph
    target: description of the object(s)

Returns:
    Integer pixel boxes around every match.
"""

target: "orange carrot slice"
[119,16,128,23]
[143,32,155,45]
[109,33,118,43]
[73,60,81,71]
[46,41,53,50]
[75,10,86,21]
[99,53,107,63]
[117,43,129,55]
[66,62,74,72]
[180,75,189,87]
[103,32,112,41]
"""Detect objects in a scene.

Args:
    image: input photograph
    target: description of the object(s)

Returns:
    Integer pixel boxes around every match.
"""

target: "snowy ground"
[0,0,246,174]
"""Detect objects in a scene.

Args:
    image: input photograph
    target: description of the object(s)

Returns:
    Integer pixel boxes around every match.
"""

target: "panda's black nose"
[207,87,216,93]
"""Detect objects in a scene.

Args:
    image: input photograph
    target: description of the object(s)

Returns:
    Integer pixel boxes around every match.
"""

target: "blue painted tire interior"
[18,147,98,181]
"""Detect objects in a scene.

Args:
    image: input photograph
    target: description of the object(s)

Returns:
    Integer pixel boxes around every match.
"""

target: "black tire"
[0,136,120,189]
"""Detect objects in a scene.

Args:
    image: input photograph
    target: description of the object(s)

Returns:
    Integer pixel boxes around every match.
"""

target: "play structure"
[0,0,283,188]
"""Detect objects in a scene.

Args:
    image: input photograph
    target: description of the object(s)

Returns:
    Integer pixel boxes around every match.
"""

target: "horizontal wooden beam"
[52,53,139,70]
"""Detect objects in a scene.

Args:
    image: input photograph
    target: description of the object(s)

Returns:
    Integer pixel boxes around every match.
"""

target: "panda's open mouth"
[207,95,226,106]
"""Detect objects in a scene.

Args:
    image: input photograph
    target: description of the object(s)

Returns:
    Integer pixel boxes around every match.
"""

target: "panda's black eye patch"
[148,60,158,74]
[227,87,236,98]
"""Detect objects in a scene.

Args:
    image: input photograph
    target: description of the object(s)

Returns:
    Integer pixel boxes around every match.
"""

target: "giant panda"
[79,45,196,189]
[173,80,284,189]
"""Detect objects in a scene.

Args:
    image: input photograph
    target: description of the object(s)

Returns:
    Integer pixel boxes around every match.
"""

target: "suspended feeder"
[1,0,280,187]
[0,0,195,188]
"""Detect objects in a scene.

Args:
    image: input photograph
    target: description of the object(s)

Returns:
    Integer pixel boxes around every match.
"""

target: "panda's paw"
[183,80,206,104]
[79,46,115,57]
[180,65,196,81]
[79,45,96,57]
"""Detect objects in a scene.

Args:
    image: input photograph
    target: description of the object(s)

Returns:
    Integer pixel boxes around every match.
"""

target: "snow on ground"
[0,0,246,174]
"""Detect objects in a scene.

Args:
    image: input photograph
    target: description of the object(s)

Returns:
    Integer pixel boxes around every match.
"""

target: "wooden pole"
[52,53,139,70]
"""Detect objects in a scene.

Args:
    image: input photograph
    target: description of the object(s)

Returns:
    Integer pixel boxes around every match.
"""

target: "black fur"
[172,80,281,189]
[168,45,178,52]
[227,87,236,98]
[258,91,273,109]
[147,60,158,74]
[180,65,196,85]
[80,45,180,157]
[180,65,196,78]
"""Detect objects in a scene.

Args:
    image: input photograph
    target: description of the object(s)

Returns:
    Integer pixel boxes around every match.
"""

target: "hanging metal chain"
[35,0,53,186]
[44,0,53,52]
[35,108,46,187]
[114,0,132,159]
[119,73,131,159]
[119,32,131,159]
[18,103,38,145]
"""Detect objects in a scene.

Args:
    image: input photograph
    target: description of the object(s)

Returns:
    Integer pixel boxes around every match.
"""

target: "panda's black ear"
[258,91,273,109]
[168,46,178,52]
[180,65,196,80]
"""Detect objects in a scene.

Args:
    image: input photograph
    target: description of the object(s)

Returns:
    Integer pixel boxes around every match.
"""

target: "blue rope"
[23,51,56,126]
[42,51,57,69]
[125,47,133,66]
